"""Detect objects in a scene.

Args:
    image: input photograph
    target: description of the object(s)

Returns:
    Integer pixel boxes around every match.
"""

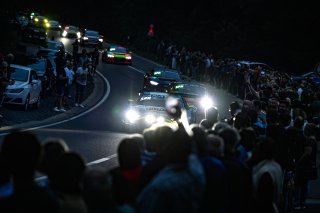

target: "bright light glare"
[99,38,103,42]
[145,114,156,124]
[125,110,139,123]
[83,37,88,40]
[200,96,213,110]
[150,80,159,85]
[125,55,132,60]
[62,31,67,37]
[157,116,165,122]
[77,32,81,38]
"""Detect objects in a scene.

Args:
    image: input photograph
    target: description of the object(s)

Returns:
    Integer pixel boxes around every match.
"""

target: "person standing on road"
[54,47,67,112]
[72,39,79,62]
[0,61,15,120]
[74,62,88,108]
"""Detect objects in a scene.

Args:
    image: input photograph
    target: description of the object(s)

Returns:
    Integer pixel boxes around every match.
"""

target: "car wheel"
[23,94,30,111]
[33,93,41,109]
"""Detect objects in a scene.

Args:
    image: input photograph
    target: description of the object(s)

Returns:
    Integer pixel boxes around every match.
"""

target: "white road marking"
[128,65,145,74]
[86,154,117,166]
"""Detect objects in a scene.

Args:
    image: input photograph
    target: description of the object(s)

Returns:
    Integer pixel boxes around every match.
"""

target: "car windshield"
[86,31,99,36]
[152,70,181,80]
[172,84,206,96]
[109,47,128,53]
[67,26,78,31]
[11,68,29,82]
[27,60,45,72]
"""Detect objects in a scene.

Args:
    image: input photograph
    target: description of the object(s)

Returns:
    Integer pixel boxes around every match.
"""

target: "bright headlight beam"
[125,110,139,123]
[150,80,159,85]
[200,97,213,110]
[145,114,156,124]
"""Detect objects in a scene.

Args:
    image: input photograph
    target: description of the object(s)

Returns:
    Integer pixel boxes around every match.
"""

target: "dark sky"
[5,0,320,73]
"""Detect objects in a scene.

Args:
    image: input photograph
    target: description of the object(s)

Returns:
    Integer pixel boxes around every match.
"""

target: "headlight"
[59,25,61,28]
[200,96,213,110]
[150,80,159,85]
[125,109,139,123]
[145,114,156,124]
[107,54,114,58]
[34,18,39,22]
[62,31,67,37]
[77,32,81,38]
[98,38,103,42]
[45,23,50,28]
[83,37,88,40]
[125,55,132,60]
[7,88,24,93]
[157,116,165,122]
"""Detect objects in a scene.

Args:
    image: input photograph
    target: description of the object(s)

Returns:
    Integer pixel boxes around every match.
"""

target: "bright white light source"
[200,96,213,110]
[125,110,139,123]
[145,114,156,124]
[62,31,67,37]
[150,80,159,85]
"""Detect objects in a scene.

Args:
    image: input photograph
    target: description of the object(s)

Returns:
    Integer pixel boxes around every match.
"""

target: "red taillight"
[64,26,69,30]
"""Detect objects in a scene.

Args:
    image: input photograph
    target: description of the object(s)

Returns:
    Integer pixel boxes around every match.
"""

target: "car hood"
[132,105,168,115]
[86,35,99,39]
[6,81,28,89]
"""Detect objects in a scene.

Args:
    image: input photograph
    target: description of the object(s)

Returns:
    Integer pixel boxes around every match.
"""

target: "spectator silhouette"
[49,152,87,213]
[139,124,174,190]
[251,138,283,213]
[217,127,254,213]
[37,137,69,188]
[110,135,143,207]
[0,130,59,213]
[199,106,219,130]
[137,127,205,213]
[82,168,133,213]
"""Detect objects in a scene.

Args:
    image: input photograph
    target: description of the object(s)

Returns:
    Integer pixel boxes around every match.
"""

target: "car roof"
[153,67,178,73]
[11,64,33,71]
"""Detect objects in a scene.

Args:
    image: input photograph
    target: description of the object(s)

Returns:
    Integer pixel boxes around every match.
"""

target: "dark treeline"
[4,0,320,74]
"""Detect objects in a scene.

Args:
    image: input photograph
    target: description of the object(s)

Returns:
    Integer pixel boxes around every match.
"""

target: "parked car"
[291,71,320,85]
[21,25,47,46]
[61,25,81,38]
[44,40,65,51]
[12,55,55,99]
[238,60,274,73]
[30,15,50,29]
[48,20,61,31]
[80,29,103,48]
[3,64,42,111]
[101,45,132,65]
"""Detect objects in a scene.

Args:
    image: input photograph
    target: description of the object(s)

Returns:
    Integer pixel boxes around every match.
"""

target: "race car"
[169,82,214,123]
[122,91,196,132]
[101,45,132,65]
[143,67,182,92]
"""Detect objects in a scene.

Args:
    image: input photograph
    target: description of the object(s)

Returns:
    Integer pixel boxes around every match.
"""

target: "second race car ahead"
[101,45,132,65]
[169,82,214,123]
[143,67,182,92]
